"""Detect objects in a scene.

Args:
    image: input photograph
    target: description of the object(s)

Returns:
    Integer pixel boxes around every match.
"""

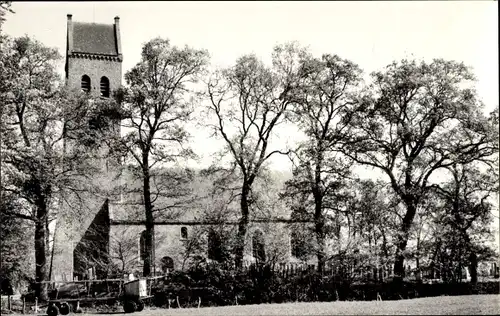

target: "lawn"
[83,294,499,315]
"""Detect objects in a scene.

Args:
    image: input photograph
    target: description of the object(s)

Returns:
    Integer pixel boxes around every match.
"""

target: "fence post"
[8,295,11,310]
[22,296,26,314]
[35,297,38,314]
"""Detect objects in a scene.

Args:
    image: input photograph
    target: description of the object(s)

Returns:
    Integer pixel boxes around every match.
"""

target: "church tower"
[50,14,123,282]
[65,14,122,96]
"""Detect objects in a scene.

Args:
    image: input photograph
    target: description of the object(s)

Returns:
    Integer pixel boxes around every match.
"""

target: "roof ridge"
[71,51,118,56]
[73,21,114,26]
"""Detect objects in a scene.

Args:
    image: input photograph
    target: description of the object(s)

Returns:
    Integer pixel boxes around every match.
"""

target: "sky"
[3,1,498,99]
[2,2,499,248]
[4,1,499,216]
[3,1,498,169]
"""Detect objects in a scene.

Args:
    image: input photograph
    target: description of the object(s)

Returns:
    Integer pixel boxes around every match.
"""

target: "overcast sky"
[3,1,499,244]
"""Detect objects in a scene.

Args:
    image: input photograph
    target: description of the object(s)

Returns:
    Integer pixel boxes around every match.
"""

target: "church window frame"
[180,227,188,240]
[161,256,174,273]
[207,229,224,262]
[252,229,266,264]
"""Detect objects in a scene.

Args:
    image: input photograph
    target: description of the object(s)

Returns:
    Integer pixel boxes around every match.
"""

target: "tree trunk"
[142,156,155,277]
[381,229,389,260]
[469,252,478,284]
[34,195,48,301]
[314,198,325,275]
[415,231,421,269]
[234,183,250,270]
[313,153,325,275]
[45,216,50,260]
[394,200,417,278]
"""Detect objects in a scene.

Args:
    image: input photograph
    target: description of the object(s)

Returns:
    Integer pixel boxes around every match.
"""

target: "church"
[50,15,313,282]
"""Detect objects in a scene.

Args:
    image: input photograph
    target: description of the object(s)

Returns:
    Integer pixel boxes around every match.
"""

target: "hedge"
[150,264,500,308]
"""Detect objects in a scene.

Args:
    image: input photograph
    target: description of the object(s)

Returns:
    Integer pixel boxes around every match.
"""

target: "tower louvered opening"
[81,75,91,92]
[100,76,110,97]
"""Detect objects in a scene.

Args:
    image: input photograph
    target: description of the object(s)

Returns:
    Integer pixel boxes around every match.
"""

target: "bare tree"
[206,43,302,269]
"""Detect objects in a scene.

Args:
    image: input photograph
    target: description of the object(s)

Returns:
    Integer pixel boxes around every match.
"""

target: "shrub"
[150,263,500,307]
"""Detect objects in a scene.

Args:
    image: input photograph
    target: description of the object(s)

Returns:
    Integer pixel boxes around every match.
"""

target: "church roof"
[72,22,118,56]
[66,15,122,62]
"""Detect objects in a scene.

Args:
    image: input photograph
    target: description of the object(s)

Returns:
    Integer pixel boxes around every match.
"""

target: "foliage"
[423,163,498,283]
[0,35,108,299]
[345,180,400,264]
[1,26,498,302]
[113,37,209,276]
[0,1,13,31]
[0,197,34,294]
[343,59,499,277]
[282,51,363,272]
[151,263,500,307]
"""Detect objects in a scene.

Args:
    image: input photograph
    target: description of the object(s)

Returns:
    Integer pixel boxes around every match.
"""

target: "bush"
[150,264,500,307]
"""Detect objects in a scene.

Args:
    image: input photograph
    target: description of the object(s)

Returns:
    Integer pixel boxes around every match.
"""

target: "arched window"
[289,207,312,260]
[139,230,147,261]
[81,75,91,93]
[180,227,188,240]
[207,229,223,262]
[252,229,266,263]
[290,229,306,259]
[100,76,110,97]
[161,256,174,273]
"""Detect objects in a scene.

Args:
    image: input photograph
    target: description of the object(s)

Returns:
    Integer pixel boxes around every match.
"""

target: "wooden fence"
[239,261,499,283]
[237,261,474,283]
[237,261,402,283]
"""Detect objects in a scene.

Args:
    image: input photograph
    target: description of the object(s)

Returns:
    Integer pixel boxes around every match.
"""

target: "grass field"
[81,294,498,315]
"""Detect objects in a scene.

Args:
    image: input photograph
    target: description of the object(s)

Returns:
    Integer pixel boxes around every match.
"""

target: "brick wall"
[67,57,122,98]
